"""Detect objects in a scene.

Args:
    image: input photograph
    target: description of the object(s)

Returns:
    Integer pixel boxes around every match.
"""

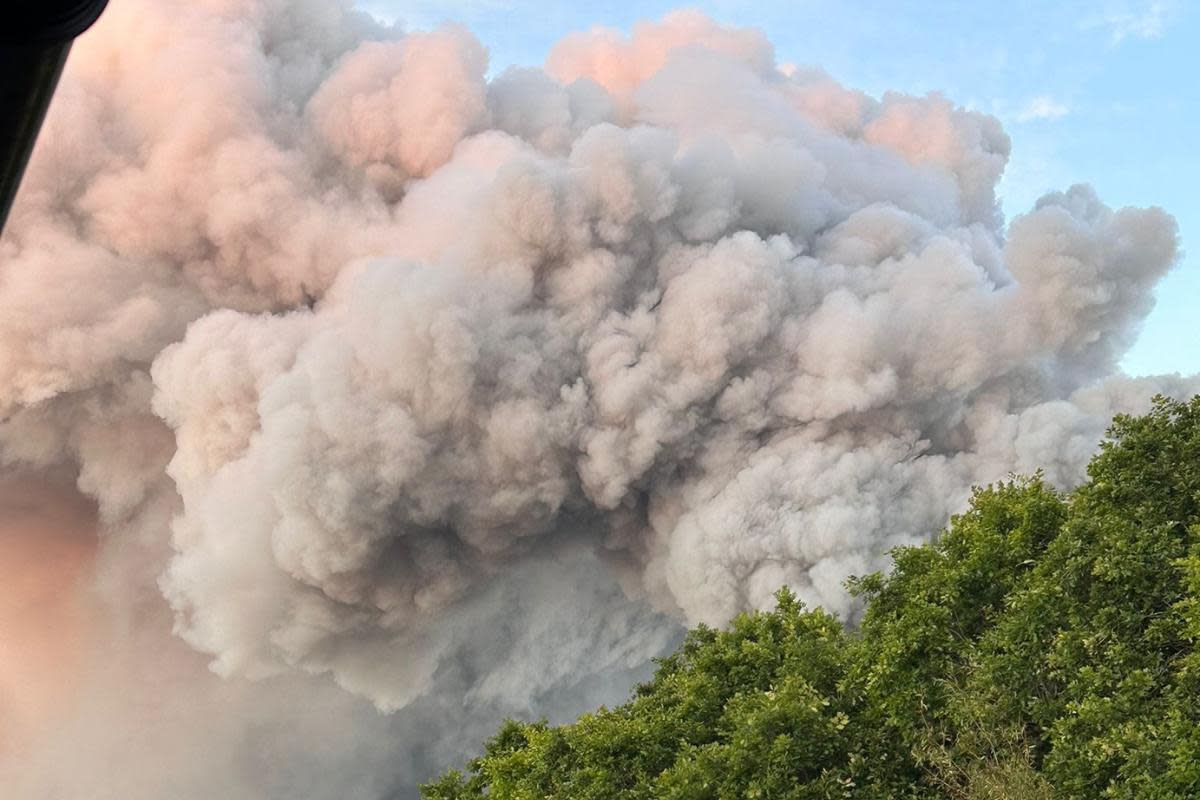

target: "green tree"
[423,395,1200,800]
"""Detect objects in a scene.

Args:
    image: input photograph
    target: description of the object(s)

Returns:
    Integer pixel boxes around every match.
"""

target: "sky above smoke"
[0,1,1196,797]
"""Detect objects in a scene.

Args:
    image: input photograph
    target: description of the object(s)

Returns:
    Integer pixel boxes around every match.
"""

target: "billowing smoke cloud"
[0,1,1194,796]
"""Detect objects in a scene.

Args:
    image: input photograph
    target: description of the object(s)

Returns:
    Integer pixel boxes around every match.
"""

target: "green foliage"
[423,395,1200,799]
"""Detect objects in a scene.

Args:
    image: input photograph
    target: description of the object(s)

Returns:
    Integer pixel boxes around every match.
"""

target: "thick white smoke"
[0,1,1195,796]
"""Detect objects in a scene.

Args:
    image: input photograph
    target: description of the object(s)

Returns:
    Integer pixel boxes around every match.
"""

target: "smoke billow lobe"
[0,0,1195,795]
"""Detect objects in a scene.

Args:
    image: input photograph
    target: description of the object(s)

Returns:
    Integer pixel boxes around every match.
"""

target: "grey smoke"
[0,1,1194,797]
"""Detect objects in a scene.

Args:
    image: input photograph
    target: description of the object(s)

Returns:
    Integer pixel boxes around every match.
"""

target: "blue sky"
[359,0,1198,377]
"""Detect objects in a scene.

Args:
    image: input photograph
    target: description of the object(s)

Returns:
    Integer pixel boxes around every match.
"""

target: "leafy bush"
[423,396,1200,799]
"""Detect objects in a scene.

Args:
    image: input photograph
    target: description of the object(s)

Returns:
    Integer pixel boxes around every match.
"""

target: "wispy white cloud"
[1100,0,1179,44]
[1017,95,1069,122]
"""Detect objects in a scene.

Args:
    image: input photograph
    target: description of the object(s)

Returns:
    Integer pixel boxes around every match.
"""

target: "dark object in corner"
[0,0,109,235]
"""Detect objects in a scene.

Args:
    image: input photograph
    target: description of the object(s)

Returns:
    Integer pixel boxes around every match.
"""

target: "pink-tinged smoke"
[0,477,96,749]
[1,1,1195,796]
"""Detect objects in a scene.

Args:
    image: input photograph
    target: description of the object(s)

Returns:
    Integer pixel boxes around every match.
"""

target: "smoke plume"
[0,1,1194,795]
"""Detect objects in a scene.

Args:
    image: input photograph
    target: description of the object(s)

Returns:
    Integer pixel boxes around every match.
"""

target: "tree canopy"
[422,395,1200,799]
